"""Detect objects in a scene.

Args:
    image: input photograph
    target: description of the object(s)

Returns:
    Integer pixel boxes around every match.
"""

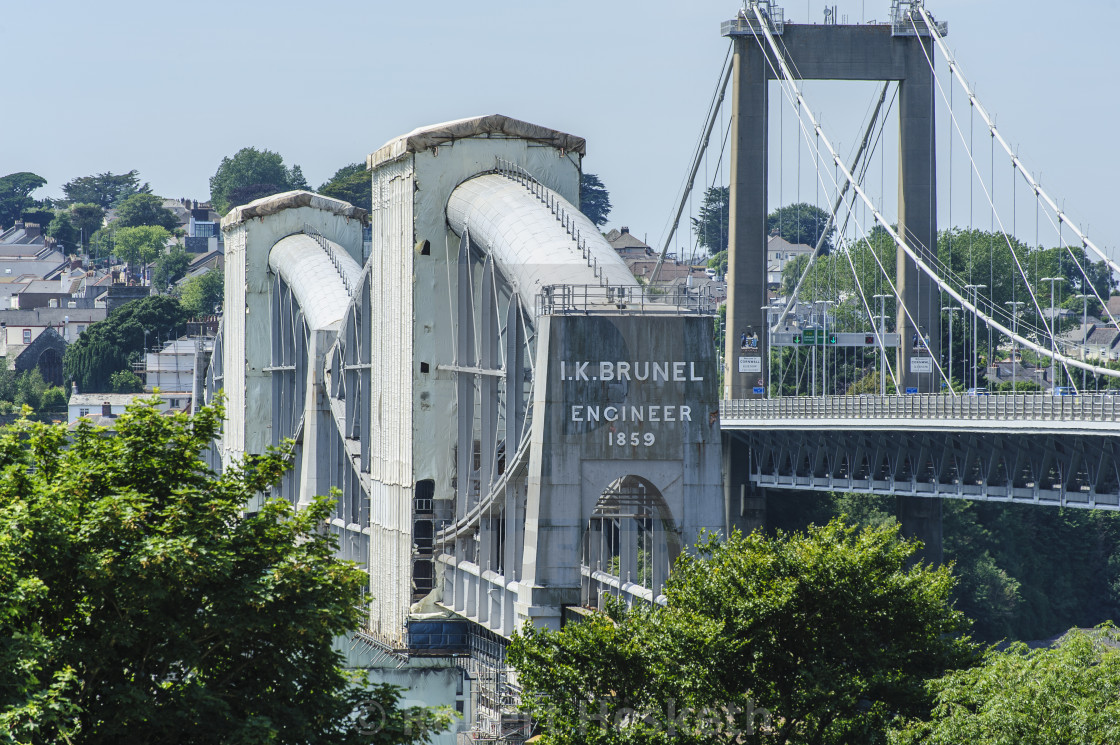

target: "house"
[0,222,68,282]
[67,391,176,425]
[135,336,214,410]
[0,307,107,370]
[767,234,814,287]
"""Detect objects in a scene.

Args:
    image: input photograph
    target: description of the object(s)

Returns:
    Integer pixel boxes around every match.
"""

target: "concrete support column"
[897,495,942,565]
[724,433,764,535]
[896,36,940,393]
[725,37,769,399]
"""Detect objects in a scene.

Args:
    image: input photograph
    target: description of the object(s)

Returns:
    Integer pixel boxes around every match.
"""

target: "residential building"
[767,234,814,287]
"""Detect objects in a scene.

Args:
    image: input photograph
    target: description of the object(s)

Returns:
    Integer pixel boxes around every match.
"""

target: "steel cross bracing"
[723,394,1120,507]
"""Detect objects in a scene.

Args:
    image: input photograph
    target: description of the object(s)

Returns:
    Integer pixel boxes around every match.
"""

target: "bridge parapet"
[722,393,1120,434]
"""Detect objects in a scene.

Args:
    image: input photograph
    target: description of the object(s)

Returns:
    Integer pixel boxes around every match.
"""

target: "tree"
[579,173,612,228]
[179,268,224,318]
[112,225,170,275]
[768,203,834,252]
[892,626,1120,745]
[209,147,308,214]
[63,295,189,393]
[69,203,105,249]
[109,368,144,393]
[20,206,55,229]
[113,193,180,232]
[46,211,80,251]
[319,163,372,210]
[509,521,977,745]
[0,399,454,743]
[152,245,192,289]
[692,185,728,255]
[61,170,150,210]
[0,172,47,227]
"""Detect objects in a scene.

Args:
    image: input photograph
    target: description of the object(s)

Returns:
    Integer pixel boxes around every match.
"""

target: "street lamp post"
[944,306,961,394]
[874,294,890,396]
[1040,277,1065,390]
[963,285,986,390]
[818,300,836,397]
[1075,293,1092,391]
[1004,301,1025,392]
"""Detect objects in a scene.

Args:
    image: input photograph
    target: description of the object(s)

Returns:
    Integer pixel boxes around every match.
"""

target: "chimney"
[620,226,629,235]
[71,381,78,397]
[102,401,112,417]
[24,224,40,238]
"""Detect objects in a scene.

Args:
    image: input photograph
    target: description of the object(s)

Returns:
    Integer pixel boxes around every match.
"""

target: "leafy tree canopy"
[113,193,180,232]
[0,172,47,227]
[63,295,189,393]
[210,147,308,214]
[69,203,105,249]
[0,400,454,743]
[892,625,1120,745]
[179,268,224,318]
[692,185,729,255]
[509,521,977,745]
[580,172,612,228]
[152,245,192,289]
[319,163,372,210]
[46,211,79,250]
[19,206,55,229]
[768,202,834,252]
[112,225,170,274]
[61,170,150,210]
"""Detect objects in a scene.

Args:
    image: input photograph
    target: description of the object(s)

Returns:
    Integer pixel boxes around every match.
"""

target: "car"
[965,387,989,396]
[1048,386,1077,396]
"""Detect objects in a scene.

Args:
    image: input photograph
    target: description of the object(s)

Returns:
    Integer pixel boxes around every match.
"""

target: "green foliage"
[768,202,834,252]
[707,249,727,276]
[109,369,143,393]
[892,625,1120,744]
[510,521,976,745]
[0,368,64,412]
[319,162,372,209]
[61,170,150,210]
[179,268,224,318]
[579,173,612,228]
[112,225,170,272]
[209,147,308,214]
[112,193,179,232]
[0,399,454,743]
[20,206,55,229]
[692,185,728,255]
[773,494,1120,643]
[152,245,192,289]
[63,296,189,393]
[46,211,79,250]
[68,203,105,249]
[0,172,47,227]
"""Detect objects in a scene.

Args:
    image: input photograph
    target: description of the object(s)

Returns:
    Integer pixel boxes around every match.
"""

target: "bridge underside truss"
[735,428,1120,508]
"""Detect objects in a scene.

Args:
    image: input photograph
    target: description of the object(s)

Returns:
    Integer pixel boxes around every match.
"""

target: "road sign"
[910,357,933,373]
[905,387,918,394]
[739,356,762,373]
[752,386,765,394]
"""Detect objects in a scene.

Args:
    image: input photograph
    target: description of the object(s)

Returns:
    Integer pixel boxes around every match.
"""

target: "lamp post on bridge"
[1004,301,1024,392]
[943,305,961,394]
[874,294,891,396]
[1075,293,1093,392]
[818,299,836,397]
[1040,277,1065,391]
[963,284,986,391]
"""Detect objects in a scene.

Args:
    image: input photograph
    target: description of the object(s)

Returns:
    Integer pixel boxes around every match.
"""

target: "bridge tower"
[722,2,943,557]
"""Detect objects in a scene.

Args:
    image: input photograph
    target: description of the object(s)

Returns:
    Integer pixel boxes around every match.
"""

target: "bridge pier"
[897,496,943,565]
[724,433,765,535]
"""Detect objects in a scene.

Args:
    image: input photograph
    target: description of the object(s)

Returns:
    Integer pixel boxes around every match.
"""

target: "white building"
[767,234,814,286]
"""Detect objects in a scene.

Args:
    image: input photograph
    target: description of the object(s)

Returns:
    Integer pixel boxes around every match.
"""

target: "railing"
[537,283,718,317]
[302,223,354,297]
[721,3,784,36]
[721,393,1120,424]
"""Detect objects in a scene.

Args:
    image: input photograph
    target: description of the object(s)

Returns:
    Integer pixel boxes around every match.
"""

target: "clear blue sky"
[4,1,1117,258]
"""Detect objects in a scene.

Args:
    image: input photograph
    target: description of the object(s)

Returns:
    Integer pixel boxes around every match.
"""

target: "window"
[22,329,31,344]
[78,408,89,417]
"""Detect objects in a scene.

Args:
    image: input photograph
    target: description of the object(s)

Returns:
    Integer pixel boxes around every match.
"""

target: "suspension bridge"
[203,2,1120,741]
